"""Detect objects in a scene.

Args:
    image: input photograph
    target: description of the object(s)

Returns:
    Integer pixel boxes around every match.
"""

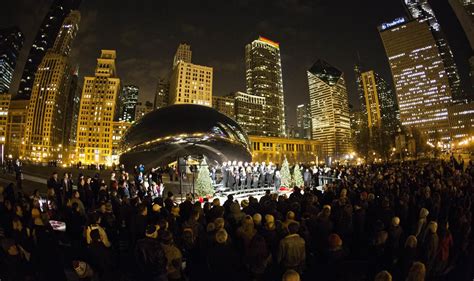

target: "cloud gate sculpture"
[119,104,252,169]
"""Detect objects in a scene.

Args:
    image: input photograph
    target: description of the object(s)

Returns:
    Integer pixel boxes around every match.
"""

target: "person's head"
[374,270,392,281]
[286,211,295,220]
[71,202,79,212]
[242,215,254,228]
[322,205,331,216]
[152,203,161,213]
[265,214,275,229]
[90,229,101,243]
[212,198,220,206]
[287,221,299,235]
[419,208,429,219]
[253,213,262,225]
[171,206,180,217]
[215,229,228,244]
[191,209,200,220]
[282,269,300,281]
[145,224,159,239]
[227,194,234,201]
[328,233,343,249]
[206,222,216,233]
[407,262,426,281]
[52,172,58,179]
[405,235,418,249]
[391,216,400,227]
[138,203,148,216]
[160,230,173,245]
[12,216,23,231]
[1,239,18,256]
[428,221,438,234]
[214,217,225,230]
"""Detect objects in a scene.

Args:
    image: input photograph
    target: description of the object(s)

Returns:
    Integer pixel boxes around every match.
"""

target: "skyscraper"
[245,36,286,137]
[449,0,474,50]
[379,18,452,141]
[358,70,399,134]
[0,94,11,145]
[22,11,80,162]
[173,43,192,67]
[154,78,169,109]
[63,65,81,148]
[404,0,462,98]
[76,50,120,165]
[296,104,311,139]
[0,27,24,93]
[212,95,235,119]
[120,85,139,122]
[17,0,81,99]
[307,59,352,161]
[6,99,28,158]
[134,101,154,121]
[169,44,212,107]
[233,91,266,136]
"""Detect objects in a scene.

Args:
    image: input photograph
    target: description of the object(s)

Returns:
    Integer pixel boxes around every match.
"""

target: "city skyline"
[2,0,471,125]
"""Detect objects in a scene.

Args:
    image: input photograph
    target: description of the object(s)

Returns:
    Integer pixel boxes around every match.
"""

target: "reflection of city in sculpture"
[119,104,252,169]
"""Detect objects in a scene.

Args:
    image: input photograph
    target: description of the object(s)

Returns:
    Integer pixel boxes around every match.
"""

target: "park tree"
[195,159,214,198]
[280,157,292,188]
[292,163,304,187]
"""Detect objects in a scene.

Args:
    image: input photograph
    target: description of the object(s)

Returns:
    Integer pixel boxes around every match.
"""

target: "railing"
[317,176,339,187]
[217,186,274,198]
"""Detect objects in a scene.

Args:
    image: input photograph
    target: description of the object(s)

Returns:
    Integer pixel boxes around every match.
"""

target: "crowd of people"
[0,158,473,281]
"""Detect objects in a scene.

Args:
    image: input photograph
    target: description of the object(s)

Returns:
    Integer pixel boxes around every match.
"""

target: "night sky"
[1,0,471,125]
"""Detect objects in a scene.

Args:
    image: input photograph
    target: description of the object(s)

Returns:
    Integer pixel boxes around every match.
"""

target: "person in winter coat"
[277,222,306,274]
[134,225,167,281]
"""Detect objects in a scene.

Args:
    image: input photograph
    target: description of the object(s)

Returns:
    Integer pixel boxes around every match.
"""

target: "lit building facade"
[0,27,24,93]
[249,135,319,164]
[233,91,266,136]
[379,18,452,141]
[173,43,192,67]
[308,59,352,161]
[63,66,81,148]
[23,11,80,162]
[296,104,312,139]
[212,95,235,119]
[169,61,213,107]
[120,85,139,122]
[17,0,81,99]
[6,99,28,158]
[76,50,120,165]
[134,101,154,121]
[154,78,169,109]
[245,36,286,137]
[112,121,131,164]
[404,0,462,99]
[448,101,474,141]
[359,70,399,134]
[0,94,11,145]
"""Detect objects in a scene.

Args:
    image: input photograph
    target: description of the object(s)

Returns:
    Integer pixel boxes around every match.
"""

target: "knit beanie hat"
[328,233,343,248]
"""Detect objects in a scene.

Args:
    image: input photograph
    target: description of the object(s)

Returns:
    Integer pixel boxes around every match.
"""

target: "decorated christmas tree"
[195,159,214,198]
[292,163,304,188]
[280,157,292,188]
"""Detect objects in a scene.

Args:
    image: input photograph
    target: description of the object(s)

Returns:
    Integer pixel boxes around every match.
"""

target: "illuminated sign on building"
[380,17,406,31]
